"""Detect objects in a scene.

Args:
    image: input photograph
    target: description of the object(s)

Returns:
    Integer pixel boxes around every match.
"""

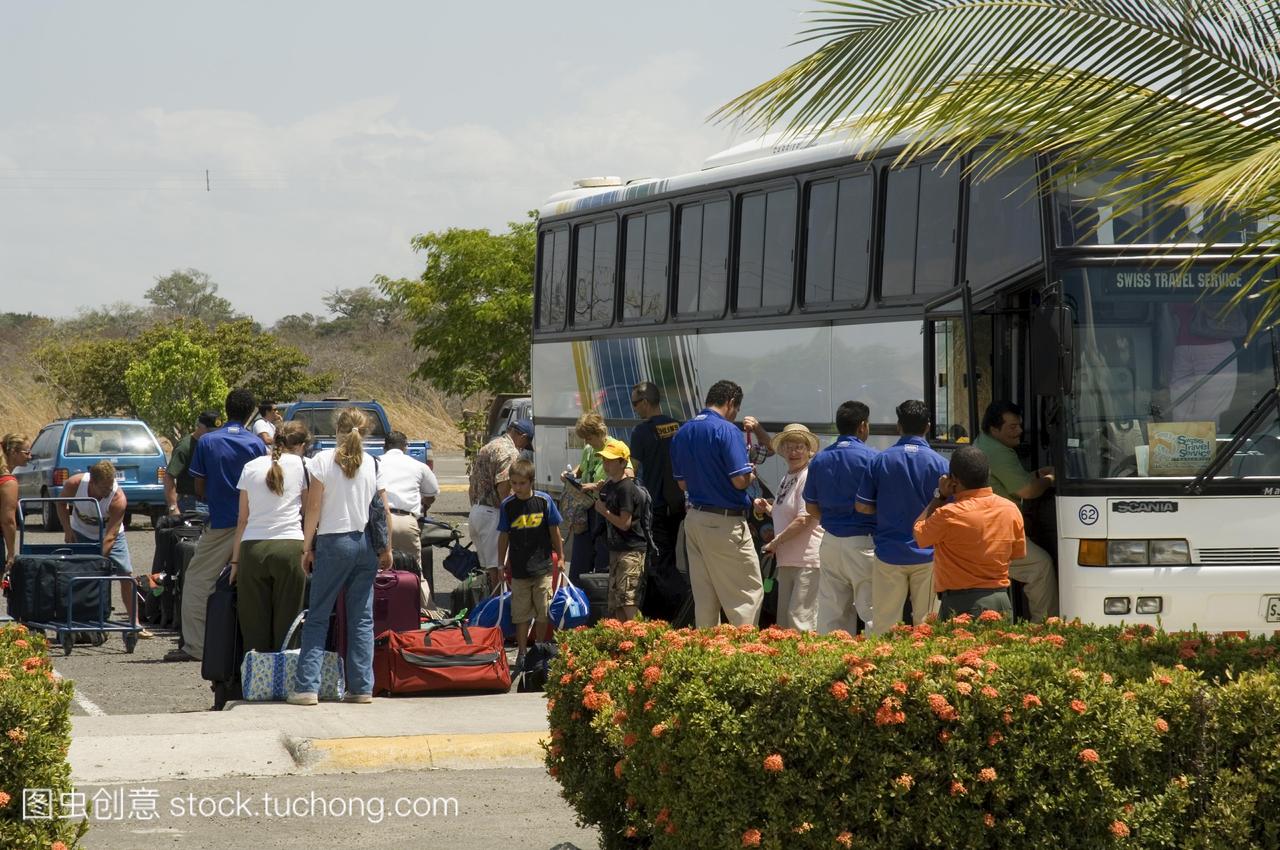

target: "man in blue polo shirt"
[670,379,763,628]
[803,400,878,634]
[856,399,949,634]
[168,388,267,662]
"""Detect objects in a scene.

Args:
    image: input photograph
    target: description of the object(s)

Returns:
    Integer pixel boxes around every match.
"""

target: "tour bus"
[530,127,1280,632]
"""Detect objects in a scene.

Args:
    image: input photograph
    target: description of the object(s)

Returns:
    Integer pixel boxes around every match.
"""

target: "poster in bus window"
[1147,422,1216,476]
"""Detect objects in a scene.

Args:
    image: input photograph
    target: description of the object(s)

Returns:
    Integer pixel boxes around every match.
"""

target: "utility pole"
[206,169,210,192]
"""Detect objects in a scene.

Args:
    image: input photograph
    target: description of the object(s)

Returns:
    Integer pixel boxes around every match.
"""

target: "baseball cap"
[511,418,535,441]
[597,441,630,462]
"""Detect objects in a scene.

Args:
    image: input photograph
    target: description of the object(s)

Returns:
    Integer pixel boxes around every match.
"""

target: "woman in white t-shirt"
[231,421,311,654]
[755,424,824,632]
[290,407,390,706]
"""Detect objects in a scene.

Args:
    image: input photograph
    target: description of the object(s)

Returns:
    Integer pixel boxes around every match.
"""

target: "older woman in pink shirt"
[755,424,824,631]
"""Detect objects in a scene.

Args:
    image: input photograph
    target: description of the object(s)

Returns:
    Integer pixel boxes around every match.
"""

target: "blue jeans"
[295,531,378,696]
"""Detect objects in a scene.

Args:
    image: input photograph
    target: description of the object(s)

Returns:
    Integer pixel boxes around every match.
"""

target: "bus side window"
[676,199,730,318]
[622,210,669,323]
[538,227,569,330]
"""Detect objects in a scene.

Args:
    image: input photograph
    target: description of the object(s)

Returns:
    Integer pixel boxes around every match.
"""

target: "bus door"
[925,283,995,447]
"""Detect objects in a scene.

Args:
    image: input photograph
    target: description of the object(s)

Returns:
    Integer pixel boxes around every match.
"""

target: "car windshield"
[1062,265,1280,481]
[64,423,160,457]
[288,406,387,438]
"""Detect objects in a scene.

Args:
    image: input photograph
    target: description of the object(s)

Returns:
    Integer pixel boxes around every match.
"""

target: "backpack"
[629,479,659,561]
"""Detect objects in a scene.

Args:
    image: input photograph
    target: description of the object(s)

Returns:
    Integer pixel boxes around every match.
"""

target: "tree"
[322,286,401,330]
[145,269,239,325]
[124,332,229,442]
[32,337,135,416]
[187,319,333,404]
[716,0,1280,327]
[378,214,536,397]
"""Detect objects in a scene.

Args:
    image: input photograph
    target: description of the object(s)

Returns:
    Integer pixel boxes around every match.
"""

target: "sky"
[0,1,810,323]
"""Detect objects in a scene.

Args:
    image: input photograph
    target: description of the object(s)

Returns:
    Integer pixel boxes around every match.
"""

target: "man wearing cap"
[803,400,879,634]
[164,410,218,516]
[469,419,534,588]
[856,400,949,633]
[669,379,764,627]
[594,441,650,622]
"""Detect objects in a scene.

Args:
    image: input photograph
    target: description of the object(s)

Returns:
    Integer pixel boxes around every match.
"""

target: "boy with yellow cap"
[594,442,649,622]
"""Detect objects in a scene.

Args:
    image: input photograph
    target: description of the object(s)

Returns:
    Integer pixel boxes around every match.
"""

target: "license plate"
[115,471,125,481]
[1266,596,1280,623]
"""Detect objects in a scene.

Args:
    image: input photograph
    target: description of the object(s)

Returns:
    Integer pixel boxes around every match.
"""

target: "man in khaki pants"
[670,380,763,628]
[856,401,950,634]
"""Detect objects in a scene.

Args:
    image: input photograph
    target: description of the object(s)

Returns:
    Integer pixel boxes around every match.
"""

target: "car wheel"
[123,511,133,530]
[41,497,60,532]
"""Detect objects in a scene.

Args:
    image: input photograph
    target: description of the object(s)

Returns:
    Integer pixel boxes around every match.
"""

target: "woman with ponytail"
[291,407,390,705]
[0,434,31,570]
[230,421,311,654]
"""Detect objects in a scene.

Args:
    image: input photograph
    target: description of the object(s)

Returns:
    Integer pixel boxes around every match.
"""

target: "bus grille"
[1197,548,1280,566]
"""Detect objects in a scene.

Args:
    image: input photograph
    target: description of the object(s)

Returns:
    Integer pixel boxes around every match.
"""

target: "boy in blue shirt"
[497,458,563,670]
[856,400,948,634]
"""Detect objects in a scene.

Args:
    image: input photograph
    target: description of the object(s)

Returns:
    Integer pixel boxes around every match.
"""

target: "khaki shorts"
[510,574,553,624]
[609,550,646,610]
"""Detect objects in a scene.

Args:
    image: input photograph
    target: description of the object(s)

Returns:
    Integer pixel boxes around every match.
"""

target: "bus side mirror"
[1032,301,1074,396]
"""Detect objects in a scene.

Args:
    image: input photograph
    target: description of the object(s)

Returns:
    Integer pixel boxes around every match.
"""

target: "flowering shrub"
[0,625,86,850]
[545,616,1280,849]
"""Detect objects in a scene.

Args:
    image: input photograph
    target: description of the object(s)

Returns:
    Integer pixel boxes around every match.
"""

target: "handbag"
[442,540,482,582]
[468,580,514,638]
[548,572,590,630]
[558,483,594,537]
[240,610,346,702]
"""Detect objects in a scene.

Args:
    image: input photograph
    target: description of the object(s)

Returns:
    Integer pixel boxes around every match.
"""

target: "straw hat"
[770,423,819,455]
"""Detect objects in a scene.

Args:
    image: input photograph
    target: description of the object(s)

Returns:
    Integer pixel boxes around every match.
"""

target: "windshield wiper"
[1186,385,1280,494]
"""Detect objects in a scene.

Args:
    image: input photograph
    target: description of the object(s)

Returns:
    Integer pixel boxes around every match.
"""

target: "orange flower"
[741,828,762,846]
[874,697,906,727]
[1154,718,1170,733]
[0,791,9,806]
[643,666,661,686]
[873,643,894,657]
[927,654,951,666]
[614,759,625,779]
[950,780,967,796]
[618,640,635,651]
[836,832,854,847]
[559,673,572,685]
[612,710,627,726]
[21,657,43,672]
[1079,748,1100,763]
[938,729,952,744]
[623,733,638,748]
[977,767,997,783]
[927,693,958,721]
[829,681,850,701]
[793,822,812,834]
[983,813,996,828]
[1122,691,1136,701]
[980,686,999,699]
[549,765,559,778]
[763,754,784,773]
[1110,820,1131,837]
[13,639,28,649]
[892,681,908,694]
[978,610,1003,622]
[952,613,974,624]
[1070,699,1088,715]
[624,826,638,838]
[988,732,1003,747]
[6,729,26,744]
[1045,634,1067,648]
[655,808,670,825]
[1022,694,1042,709]
[894,773,914,790]
[1156,675,1173,686]
[52,843,69,850]
[956,682,973,696]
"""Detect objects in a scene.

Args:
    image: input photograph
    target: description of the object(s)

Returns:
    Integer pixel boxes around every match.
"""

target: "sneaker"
[286,692,318,706]
[342,693,373,704]
[136,629,154,640]
[163,648,198,662]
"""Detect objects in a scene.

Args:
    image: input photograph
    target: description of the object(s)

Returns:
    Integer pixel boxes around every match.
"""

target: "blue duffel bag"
[548,573,590,630]
[468,582,514,639]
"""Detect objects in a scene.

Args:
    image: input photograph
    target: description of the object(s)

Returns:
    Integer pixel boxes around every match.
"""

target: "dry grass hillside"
[0,314,463,451]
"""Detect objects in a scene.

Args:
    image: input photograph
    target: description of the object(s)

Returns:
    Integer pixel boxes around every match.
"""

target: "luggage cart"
[15,497,142,656]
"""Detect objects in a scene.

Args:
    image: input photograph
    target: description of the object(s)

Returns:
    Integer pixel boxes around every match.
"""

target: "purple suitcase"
[334,569,421,655]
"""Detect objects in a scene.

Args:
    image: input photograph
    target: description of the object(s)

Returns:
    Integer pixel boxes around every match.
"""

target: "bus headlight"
[1107,540,1149,566]
[1136,596,1163,614]
[1104,597,1132,615]
[1149,540,1190,565]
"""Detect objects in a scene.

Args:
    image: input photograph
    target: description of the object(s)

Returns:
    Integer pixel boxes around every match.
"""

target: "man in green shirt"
[974,401,1059,622]
[164,411,218,515]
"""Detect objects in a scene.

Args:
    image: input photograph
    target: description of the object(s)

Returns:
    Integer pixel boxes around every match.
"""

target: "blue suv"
[17,418,168,530]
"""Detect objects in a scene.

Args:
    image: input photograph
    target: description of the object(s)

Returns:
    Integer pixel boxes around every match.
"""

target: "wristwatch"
[933,488,943,500]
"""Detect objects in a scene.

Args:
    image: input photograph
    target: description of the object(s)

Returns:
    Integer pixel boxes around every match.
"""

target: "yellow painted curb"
[438,483,469,493]
[308,731,546,771]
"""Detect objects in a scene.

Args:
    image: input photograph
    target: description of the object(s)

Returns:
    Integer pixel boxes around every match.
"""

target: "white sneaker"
[286,692,318,706]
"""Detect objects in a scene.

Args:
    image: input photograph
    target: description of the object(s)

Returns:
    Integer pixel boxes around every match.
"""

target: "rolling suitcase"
[448,569,489,618]
[334,569,420,655]
[373,619,510,696]
[578,571,610,625]
[169,535,200,638]
[201,566,243,711]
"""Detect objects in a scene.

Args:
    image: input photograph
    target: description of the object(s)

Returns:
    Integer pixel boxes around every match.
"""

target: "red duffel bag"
[373,619,511,696]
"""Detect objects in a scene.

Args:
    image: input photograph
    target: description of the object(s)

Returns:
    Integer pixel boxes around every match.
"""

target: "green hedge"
[0,624,86,850]
[545,616,1280,850]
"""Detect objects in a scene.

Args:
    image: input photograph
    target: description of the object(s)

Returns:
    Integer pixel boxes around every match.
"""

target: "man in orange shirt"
[912,446,1025,620]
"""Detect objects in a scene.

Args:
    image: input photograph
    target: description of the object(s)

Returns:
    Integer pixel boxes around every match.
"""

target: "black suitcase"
[201,567,243,710]
[152,514,204,573]
[169,535,200,636]
[448,570,489,618]
[8,554,114,623]
[578,571,610,625]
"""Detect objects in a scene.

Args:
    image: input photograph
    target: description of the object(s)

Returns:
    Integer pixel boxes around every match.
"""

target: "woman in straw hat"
[754,423,824,631]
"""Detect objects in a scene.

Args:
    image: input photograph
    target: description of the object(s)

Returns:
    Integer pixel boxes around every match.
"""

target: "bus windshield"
[1061,265,1280,481]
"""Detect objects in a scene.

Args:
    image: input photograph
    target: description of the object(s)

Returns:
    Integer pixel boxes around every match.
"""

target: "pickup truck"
[283,399,433,468]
